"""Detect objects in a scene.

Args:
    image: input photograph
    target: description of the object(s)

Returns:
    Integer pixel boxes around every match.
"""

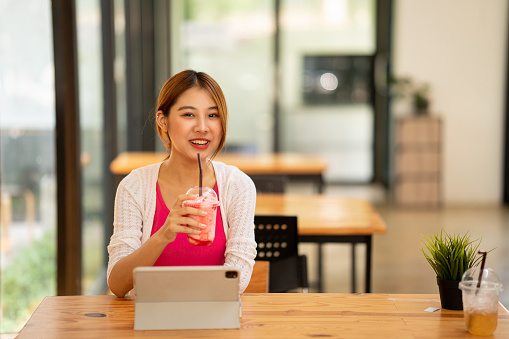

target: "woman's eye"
[183,113,194,117]
[209,113,219,118]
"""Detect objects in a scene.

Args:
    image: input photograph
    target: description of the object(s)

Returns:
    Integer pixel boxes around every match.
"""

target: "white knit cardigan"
[107,160,257,294]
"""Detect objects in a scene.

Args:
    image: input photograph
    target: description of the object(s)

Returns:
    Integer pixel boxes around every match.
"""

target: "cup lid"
[459,267,503,291]
[185,186,219,205]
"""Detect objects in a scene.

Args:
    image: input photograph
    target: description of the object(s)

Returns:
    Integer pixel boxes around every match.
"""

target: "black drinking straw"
[197,153,203,196]
[476,251,487,295]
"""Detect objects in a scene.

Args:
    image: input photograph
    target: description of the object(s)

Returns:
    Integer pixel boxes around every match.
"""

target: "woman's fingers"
[180,206,207,217]
[173,224,201,235]
[159,214,205,244]
[170,215,205,232]
[172,193,207,218]
[158,193,207,243]
[172,193,197,210]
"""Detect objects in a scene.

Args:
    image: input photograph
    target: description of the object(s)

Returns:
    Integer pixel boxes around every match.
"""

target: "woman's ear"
[156,110,167,132]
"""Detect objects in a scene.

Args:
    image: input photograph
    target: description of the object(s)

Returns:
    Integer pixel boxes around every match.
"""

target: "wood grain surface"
[110,152,327,176]
[17,294,509,338]
[255,194,387,236]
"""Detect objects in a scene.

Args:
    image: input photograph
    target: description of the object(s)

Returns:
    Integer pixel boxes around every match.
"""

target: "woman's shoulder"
[119,162,162,190]
[212,160,255,190]
[130,162,161,175]
[211,160,248,179]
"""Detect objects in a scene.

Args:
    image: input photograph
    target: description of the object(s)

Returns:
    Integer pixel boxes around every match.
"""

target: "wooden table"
[256,194,387,293]
[17,294,509,338]
[110,152,328,192]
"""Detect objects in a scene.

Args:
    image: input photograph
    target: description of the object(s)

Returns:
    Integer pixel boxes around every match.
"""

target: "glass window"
[76,0,106,294]
[170,0,275,153]
[280,0,376,182]
[168,0,376,182]
[0,0,57,334]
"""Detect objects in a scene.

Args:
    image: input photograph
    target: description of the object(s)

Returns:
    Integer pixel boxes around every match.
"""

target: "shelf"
[394,115,442,207]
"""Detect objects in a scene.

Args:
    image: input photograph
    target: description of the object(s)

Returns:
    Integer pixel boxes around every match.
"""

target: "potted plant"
[389,75,431,115]
[420,230,485,310]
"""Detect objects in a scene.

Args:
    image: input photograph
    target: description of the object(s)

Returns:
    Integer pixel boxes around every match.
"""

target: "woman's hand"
[157,193,206,243]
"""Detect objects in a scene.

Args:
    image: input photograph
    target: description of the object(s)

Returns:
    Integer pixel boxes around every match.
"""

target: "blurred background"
[1,0,508,335]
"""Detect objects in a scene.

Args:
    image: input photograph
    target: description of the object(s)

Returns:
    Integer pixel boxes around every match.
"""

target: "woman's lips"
[190,139,209,149]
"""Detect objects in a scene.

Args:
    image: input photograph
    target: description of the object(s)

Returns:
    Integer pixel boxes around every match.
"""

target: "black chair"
[253,215,309,292]
[250,175,288,194]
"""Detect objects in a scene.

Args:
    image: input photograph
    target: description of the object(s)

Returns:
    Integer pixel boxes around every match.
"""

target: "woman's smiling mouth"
[190,139,210,148]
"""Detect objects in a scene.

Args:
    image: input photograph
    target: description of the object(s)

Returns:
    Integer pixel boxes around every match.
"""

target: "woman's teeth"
[191,140,208,145]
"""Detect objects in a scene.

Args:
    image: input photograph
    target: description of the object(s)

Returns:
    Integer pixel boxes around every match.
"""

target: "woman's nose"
[194,115,209,133]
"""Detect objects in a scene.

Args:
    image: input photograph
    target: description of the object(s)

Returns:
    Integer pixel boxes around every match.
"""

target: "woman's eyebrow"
[176,105,218,111]
[177,105,197,111]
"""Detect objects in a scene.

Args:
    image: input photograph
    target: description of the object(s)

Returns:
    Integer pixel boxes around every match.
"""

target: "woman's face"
[162,87,223,161]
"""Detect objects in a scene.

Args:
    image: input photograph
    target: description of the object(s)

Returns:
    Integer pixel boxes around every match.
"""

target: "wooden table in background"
[110,152,328,192]
[17,294,509,338]
[256,194,387,293]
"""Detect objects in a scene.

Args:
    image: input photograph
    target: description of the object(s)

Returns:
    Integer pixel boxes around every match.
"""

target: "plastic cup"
[459,267,503,336]
[182,186,219,246]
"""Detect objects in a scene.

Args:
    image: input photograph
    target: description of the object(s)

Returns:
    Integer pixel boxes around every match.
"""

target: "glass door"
[280,0,377,183]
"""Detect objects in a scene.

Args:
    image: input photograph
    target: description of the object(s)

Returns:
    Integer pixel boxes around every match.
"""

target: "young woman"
[107,70,257,297]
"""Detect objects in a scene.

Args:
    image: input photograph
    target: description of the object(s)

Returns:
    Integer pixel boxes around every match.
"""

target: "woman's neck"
[161,153,214,188]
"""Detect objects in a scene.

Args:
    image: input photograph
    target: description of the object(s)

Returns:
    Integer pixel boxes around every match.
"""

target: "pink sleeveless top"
[150,182,226,266]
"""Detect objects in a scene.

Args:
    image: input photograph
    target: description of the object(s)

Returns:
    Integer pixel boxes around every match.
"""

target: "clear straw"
[476,251,487,295]
[197,153,203,196]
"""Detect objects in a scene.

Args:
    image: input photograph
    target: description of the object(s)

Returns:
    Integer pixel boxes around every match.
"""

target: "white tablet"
[133,266,240,330]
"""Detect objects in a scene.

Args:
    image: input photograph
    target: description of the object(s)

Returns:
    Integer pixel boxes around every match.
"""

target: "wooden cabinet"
[394,116,441,207]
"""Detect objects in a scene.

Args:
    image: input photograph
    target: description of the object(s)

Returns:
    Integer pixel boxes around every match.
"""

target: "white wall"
[393,0,508,204]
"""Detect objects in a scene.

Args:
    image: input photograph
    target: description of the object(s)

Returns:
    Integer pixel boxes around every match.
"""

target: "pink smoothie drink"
[183,186,219,246]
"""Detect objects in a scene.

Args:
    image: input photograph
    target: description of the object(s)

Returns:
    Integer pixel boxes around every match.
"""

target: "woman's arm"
[107,182,205,297]
[223,170,257,293]
[108,233,168,297]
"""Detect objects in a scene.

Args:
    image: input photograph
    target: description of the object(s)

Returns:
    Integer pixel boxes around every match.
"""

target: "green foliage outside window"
[0,229,56,334]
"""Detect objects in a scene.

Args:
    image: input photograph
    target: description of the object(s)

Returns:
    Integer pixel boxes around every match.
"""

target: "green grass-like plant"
[421,229,484,281]
[1,229,56,334]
